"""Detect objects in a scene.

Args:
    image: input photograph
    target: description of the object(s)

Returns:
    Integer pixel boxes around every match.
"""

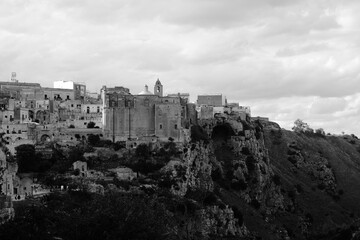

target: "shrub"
[135,144,150,159]
[305,213,314,223]
[287,156,297,164]
[190,125,209,143]
[113,141,126,151]
[203,192,218,206]
[69,124,75,128]
[211,168,222,181]
[232,206,244,226]
[86,121,96,128]
[295,184,304,193]
[288,190,296,200]
[250,199,261,209]
[315,128,325,136]
[87,134,100,146]
[231,179,247,190]
[241,147,251,155]
[272,174,281,186]
[245,156,256,172]
[317,182,326,190]
[73,168,80,176]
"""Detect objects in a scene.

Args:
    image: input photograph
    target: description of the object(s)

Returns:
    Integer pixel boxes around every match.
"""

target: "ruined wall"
[198,106,214,120]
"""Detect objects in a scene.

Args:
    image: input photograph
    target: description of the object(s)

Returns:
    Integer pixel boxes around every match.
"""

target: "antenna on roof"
[11,72,18,83]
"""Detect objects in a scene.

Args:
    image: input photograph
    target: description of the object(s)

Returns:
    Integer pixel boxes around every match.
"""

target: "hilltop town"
[0,75,256,147]
[0,76,258,223]
[0,74,360,239]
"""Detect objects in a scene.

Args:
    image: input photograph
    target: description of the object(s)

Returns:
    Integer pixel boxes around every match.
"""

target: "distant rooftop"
[43,87,73,91]
[197,94,222,96]
[0,81,41,87]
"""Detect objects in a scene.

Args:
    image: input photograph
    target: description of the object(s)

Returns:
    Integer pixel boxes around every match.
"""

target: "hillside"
[2,117,360,240]
[262,127,360,239]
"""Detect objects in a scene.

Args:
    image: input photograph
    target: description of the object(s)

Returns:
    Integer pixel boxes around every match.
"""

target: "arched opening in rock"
[211,123,235,142]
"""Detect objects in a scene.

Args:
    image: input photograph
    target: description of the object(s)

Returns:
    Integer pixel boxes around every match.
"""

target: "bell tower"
[154,78,163,97]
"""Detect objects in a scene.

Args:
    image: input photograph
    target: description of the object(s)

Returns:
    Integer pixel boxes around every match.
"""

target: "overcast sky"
[0,0,359,135]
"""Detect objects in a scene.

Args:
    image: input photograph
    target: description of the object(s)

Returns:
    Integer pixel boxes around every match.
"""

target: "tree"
[135,144,150,160]
[16,144,36,173]
[190,125,209,143]
[292,119,313,133]
[315,128,325,136]
[0,192,174,240]
[87,121,96,128]
[74,134,81,140]
[87,134,100,146]
[14,144,52,173]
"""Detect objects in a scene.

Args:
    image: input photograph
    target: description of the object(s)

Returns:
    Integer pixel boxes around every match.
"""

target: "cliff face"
[162,142,214,197]
[263,125,360,239]
[165,114,360,239]
[0,149,15,224]
[161,113,286,239]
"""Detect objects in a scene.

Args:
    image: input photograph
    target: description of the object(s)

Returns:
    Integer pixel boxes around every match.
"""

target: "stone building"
[197,94,224,107]
[53,80,86,101]
[102,80,196,143]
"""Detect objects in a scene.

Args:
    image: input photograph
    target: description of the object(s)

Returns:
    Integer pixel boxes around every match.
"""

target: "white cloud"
[0,0,359,135]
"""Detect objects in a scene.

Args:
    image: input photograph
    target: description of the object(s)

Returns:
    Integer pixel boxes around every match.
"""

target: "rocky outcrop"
[172,203,250,239]
[208,114,285,214]
[0,196,14,224]
[162,113,287,238]
[287,141,337,194]
[196,205,249,238]
[161,142,214,196]
[0,149,15,224]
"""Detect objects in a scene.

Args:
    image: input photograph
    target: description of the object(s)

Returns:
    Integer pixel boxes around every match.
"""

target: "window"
[174,124,178,130]
[18,130,21,134]
[159,124,163,129]
[84,122,87,125]
[71,104,74,107]
[4,115,7,118]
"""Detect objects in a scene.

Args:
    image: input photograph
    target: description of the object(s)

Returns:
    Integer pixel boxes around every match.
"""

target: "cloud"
[276,43,330,57]
[309,97,347,114]
[0,0,359,136]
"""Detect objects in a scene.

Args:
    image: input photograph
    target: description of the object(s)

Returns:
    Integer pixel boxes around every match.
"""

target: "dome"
[138,85,153,95]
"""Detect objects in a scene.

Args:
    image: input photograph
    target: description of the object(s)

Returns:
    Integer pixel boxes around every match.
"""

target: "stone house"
[109,167,137,181]
[73,161,88,177]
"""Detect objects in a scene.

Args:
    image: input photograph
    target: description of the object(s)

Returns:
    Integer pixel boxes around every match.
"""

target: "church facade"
[101,80,196,142]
